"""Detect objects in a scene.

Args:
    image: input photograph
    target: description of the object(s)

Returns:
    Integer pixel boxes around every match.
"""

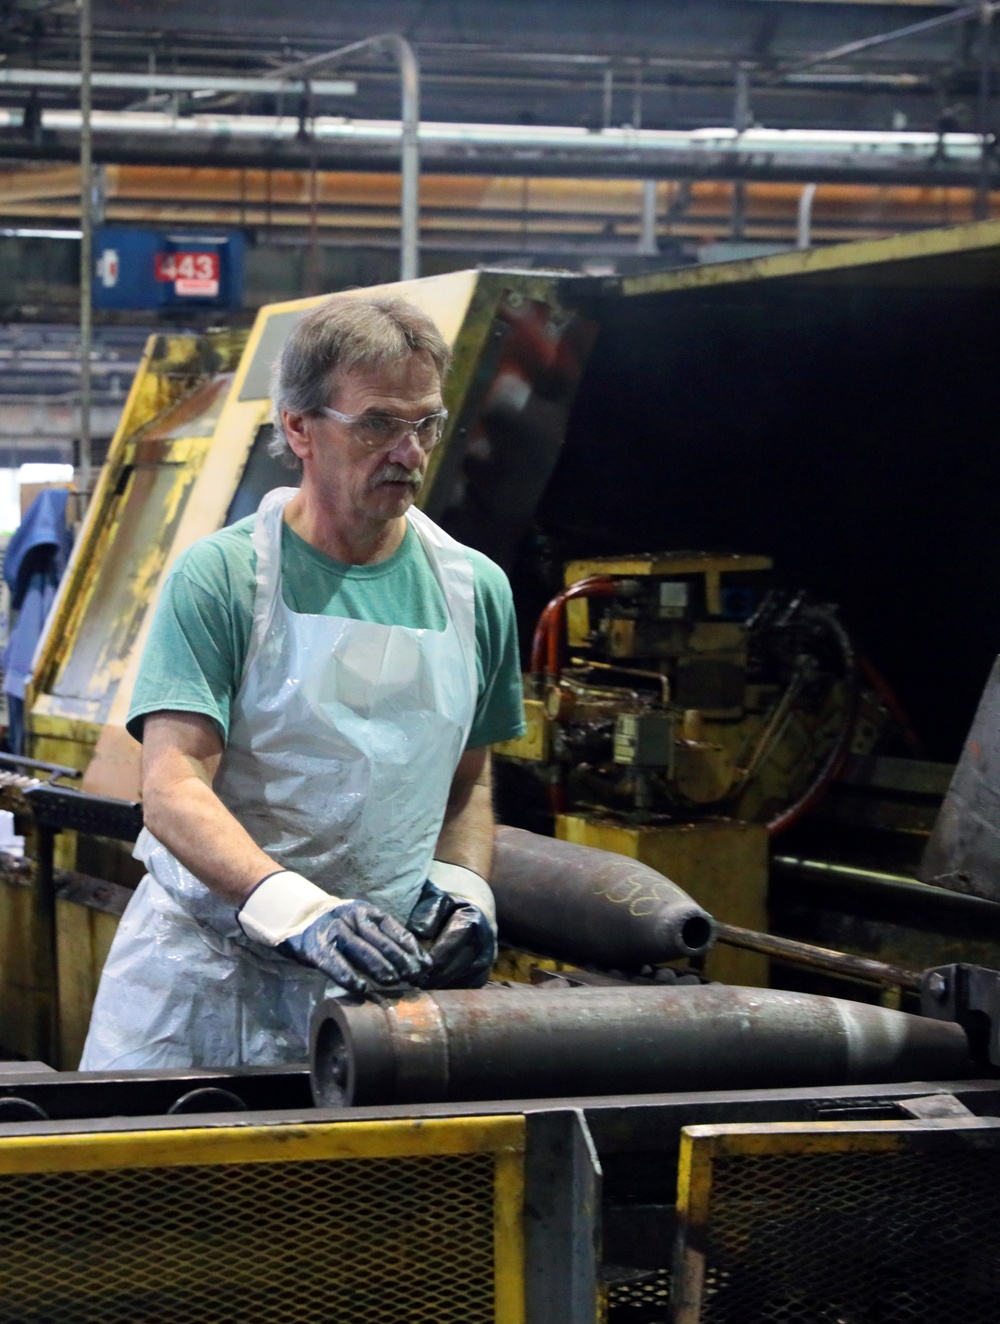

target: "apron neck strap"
[250,487,299,647]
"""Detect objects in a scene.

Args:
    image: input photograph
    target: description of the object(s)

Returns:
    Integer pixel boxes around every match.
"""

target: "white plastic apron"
[81,487,478,1069]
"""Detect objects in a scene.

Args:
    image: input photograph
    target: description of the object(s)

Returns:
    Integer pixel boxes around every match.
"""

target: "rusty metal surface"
[132,372,233,442]
[715,922,922,992]
[311,984,975,1108]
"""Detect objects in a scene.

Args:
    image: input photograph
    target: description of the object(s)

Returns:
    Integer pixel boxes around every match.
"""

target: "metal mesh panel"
[696,1148,1000,1323]
[607,1267,672,1322]
[0,1152,497,1324]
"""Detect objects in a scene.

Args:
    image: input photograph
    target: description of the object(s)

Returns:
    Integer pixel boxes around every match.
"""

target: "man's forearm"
[141,711,283,906]
[434,749,495,879]
[144,772,281,906]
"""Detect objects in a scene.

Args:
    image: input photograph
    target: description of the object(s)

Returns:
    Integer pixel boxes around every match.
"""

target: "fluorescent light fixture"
[0,228,82,239]
[0,109,981,161]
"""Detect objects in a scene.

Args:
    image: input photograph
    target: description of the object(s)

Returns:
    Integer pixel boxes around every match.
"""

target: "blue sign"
[92,226,245,311]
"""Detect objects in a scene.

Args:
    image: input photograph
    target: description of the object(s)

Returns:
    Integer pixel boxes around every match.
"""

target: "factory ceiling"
[0,0,996,151]
[0,0,998,253]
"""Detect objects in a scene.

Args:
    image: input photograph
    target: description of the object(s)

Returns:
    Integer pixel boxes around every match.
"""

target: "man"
[81,294,526,1069]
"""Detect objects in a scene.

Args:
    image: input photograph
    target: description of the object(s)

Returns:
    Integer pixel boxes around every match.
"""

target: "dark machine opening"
[534,273,1000,762]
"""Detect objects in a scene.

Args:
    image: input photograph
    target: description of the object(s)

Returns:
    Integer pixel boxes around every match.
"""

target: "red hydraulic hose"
[857,653,925,756]
[529,576,615,820]
[529,576,616,683]
[767,605,860,837]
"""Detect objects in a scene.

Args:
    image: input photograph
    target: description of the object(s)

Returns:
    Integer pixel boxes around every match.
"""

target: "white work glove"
[407,861,498,989]
[237,870,428,996]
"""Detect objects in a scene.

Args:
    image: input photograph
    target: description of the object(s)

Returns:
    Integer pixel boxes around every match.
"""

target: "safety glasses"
[320,405,449,453]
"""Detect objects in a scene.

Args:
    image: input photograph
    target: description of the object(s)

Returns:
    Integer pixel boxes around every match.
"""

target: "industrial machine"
[0,984,998,1323]
[494,549,908,985]
[7,222,1000,1056]
[515,552,870,829]
[6,220,1000,1322]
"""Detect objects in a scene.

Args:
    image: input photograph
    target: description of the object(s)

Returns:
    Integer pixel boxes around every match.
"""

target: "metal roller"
[491,825,715,967]
[311,983,976,1107]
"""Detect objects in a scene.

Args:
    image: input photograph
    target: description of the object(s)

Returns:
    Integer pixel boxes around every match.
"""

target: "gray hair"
[268,294,452,470]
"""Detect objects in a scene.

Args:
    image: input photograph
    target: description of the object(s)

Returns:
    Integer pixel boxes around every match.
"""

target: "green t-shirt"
[127,515,526,749]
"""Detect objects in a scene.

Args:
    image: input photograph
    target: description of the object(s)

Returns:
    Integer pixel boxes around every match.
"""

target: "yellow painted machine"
[28,270,596,799]
[7,219,1000,1324]
[5,1069,1000,1324]
[494,549,899,983]
[8,218,1000,1060]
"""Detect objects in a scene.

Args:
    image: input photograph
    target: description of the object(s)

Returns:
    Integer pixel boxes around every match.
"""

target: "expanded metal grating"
[0,1152,497,1324]
[607,1267,672,1322]
[693,1147,1000,1323]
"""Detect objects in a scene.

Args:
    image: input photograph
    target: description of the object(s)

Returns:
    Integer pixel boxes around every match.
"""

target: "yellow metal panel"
[491,948,582,983]
[81,391,272,798]
[54,893,89,1068]
[235,270,481,403]
[119,435,211,466]
[0,1112,526,1324]
[565,553,772,583]
[52,455,209,719]
[623,216,1000,298]
[26,717,99,772]
[493,1140,527,1324]
[0,874,47,1061]
[682,1119,913,1158]
[54,894,119,1070]
[673,1116,1000,1323]
[0,1114,525,1175]
[29,333,210,711]
[557,815,770,985]
[565,596,590,648]
[674,1120,903,1324]
[674,1122,716,1324]
[492,699,550,761]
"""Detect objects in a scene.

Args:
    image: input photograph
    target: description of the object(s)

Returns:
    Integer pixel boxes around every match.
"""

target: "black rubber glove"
[236,870,427,996]
[280,900,427,996]
[408,879,496,989]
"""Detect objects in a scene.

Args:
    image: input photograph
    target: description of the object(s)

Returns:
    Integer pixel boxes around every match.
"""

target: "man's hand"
[238,870,427,996]
[408,863,498,989]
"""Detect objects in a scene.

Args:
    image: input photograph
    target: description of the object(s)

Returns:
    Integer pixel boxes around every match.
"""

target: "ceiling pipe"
[797,182,819,248]
[3,107,988,163]
[269,35,420,280]
[637,178,658,254]
[0,69,356,96]
[780,0,1000,78]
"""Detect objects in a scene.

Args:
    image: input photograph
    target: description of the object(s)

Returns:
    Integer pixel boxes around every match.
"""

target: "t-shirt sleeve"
[468,552,526,748]
[126,556,242,743]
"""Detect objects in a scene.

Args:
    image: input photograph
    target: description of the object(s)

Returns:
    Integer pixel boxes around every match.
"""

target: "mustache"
[368,462,424,492]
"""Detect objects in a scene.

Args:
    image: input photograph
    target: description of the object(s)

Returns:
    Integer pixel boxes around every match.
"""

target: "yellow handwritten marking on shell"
[592,873,679,917]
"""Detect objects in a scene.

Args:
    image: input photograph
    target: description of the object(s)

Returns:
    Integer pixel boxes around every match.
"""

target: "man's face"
[302,351,444,526]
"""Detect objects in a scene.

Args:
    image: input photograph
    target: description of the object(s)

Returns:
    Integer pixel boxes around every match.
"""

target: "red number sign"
[154,251,220,297]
